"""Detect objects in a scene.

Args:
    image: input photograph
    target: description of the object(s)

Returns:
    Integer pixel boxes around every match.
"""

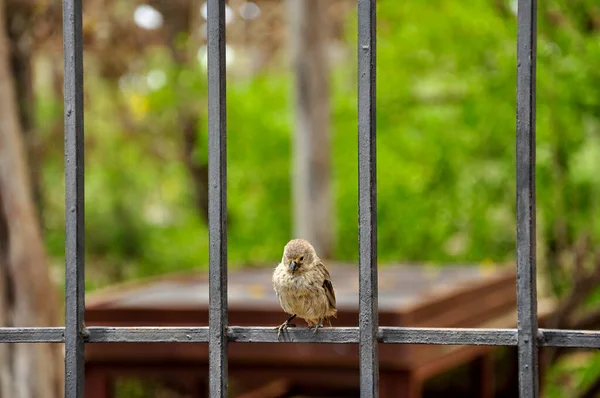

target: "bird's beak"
[290,261,299,273]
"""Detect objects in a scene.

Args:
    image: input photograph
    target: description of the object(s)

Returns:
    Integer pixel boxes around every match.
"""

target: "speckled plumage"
[272,239,337,338]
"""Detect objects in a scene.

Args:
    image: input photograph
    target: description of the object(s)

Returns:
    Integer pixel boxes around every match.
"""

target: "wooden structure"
[84,264,551,397]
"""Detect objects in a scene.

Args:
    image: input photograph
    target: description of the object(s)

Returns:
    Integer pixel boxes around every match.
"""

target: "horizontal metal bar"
[541,329,600,348]
[229,327,518,346]
[0,328,64,342]
[87,327,209,343]
[0,327,598,348]
[229,326,358,343]
[380,327,518,346]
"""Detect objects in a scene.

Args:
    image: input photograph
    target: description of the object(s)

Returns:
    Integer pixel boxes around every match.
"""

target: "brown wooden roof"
[87,263,516,316]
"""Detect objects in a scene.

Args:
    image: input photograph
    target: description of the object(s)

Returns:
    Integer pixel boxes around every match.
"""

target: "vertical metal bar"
[207,0,228,396]
[358,0,378,396]
[63,0,85,396]
[516,0,539,395]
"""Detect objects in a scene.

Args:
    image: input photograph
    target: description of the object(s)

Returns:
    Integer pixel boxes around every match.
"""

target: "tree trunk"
[288,0,333,258]
[0,0,63,396]
[5,0,44,227]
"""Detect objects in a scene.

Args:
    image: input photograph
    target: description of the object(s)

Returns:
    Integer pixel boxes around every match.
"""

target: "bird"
[272,238,337,340]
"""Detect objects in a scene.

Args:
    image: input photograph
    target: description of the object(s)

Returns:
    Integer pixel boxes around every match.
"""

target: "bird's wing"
[323,279,336,310]
[318,262,336,310]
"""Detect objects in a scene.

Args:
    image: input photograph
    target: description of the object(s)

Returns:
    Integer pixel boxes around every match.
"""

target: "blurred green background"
[35,0,600,277]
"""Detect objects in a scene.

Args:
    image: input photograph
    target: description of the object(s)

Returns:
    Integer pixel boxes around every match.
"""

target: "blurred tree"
[5,0,56,227]
[288,0,333,258]
[151,0,212,225]
[0,0,62,396]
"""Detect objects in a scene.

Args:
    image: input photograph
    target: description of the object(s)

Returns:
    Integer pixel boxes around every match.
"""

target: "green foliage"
[544,351,600,397]
[36,0,600,279]
[334,0,520,262]
[37,49,296,288]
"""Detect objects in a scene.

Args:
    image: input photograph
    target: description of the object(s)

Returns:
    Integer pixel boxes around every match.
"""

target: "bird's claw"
[310,322,324,335]
[275,323,286,341]
[275,321,296,341]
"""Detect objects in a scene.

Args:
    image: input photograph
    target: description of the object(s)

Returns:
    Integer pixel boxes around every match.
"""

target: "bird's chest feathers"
[275,274,320,314]
[277,274,315,295]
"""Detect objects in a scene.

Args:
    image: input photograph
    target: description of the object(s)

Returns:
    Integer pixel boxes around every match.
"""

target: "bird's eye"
[299,256,304,261]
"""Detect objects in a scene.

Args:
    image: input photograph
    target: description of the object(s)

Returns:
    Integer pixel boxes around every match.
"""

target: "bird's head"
[282,239,317,274]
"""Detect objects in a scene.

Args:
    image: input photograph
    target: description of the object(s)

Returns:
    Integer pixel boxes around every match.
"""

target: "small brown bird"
[272,239,337,339]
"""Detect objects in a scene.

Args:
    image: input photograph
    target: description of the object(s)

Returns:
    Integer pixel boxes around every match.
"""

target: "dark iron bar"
[517,0,539,398]
[378,328,518,346]
[542,329,600,348]
[63,0,86,396]
[227,327,518,346]
[1,327,600,348]
[0,328,65,342]
[357,0,378,396]
[86,327,209,342]
[516,0,539,395]
[207,0,228,396]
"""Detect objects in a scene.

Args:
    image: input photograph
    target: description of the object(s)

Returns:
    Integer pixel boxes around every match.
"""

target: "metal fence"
[1,0,599,397]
